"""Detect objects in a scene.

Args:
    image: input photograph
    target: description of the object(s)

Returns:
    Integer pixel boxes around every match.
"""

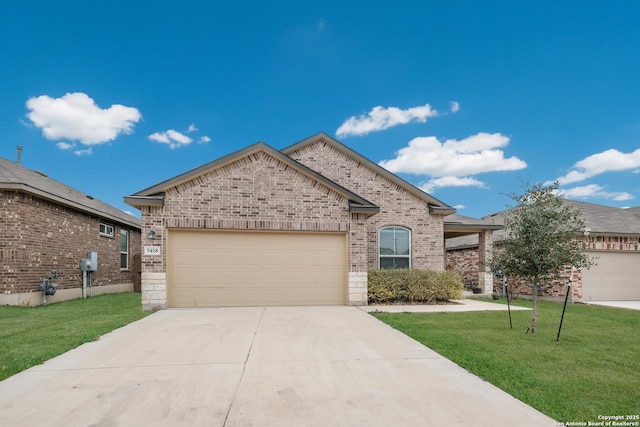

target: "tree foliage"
[491,182,592,333]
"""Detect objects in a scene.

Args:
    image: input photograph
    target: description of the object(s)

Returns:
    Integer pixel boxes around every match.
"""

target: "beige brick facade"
[133,134,454,309]
[287,140,446,270]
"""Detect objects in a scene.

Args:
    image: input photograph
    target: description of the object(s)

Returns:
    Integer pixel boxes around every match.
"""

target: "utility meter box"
[81,251,98,272]
[88,251,97,268]
[80,258,93,271]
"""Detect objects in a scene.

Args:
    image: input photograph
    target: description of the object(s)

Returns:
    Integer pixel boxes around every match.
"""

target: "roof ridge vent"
[33,170,48,177]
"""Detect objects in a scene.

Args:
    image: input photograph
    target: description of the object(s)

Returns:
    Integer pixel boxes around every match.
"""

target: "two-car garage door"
[582,251,640,301]
[168,230,347,307]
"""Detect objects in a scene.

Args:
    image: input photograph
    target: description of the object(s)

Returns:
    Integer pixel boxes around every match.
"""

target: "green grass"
[372,299,640,422]
[0,293,152,381]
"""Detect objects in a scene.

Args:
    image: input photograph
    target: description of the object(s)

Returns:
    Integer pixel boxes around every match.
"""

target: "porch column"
[477,230,494,294]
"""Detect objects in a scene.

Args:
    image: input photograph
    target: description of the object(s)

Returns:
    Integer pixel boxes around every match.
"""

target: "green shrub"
[368,269,463,304]
[368,269,409,303]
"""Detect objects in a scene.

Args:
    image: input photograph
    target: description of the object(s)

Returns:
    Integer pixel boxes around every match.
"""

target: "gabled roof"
[0,157,140,229]
[281,132,456,215]
[446,199,640,250]
[125,141,380,215]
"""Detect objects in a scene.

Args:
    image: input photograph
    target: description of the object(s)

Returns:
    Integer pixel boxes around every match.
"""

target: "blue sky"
[2,1,639,219]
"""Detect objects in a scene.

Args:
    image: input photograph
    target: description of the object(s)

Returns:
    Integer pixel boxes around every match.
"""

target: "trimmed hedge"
[368,269,464,304]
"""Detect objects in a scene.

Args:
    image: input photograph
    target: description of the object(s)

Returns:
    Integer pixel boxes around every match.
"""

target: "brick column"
[348,213,369,305]
[477,230,494,294]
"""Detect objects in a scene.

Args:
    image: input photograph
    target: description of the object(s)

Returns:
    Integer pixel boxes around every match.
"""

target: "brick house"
[0,156,141,306]
[126,132,499,309]
[446,201,640,301]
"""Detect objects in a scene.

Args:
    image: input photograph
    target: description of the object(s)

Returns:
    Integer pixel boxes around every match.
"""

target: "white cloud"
[336,104,438,138]
[187,123,198,133]
[149,129,193,149]
[74,148,93,156]
[450,101,460,113]
[559,184,633,201]
[420,176,486,193]
[550,148,640,185]
[379,132,527,177]
[199,136,211,143]
[26,92,141,145]
[56,142,75,150]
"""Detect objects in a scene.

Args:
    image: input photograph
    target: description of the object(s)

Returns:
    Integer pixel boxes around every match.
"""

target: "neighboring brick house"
[0,156,141,306]
[126,132,498,309]
[446,200,640,302]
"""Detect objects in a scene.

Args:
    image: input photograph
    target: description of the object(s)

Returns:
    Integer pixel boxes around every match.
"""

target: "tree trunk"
[531,282,539,334]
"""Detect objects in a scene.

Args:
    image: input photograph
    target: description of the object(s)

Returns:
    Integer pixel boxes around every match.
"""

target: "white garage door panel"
[582,251,640,301]
[169,230,347,307]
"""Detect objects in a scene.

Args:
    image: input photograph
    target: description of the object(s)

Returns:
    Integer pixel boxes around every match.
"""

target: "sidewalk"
[358,297,531,313]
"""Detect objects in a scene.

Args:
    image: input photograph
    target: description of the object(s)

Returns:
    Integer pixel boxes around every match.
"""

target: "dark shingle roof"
[0,157,140,229]
[565,200,640,234]
[446,199,640,249]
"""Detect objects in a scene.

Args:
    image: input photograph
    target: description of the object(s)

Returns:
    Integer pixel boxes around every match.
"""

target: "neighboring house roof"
[444,213,503,239]
[565,200,640,234]
[281,132,456,215]
[125,141,380,215]
[446,199,640,250]
[0,157,141,229]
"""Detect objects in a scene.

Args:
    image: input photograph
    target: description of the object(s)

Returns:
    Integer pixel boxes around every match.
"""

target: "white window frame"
[378,226,411,269]
[120,229,129,270]
[100,223,114,237]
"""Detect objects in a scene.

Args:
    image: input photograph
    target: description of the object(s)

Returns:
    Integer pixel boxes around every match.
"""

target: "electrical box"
[88,251,98,268]
[81,258,93,271]
[81,252,98,272]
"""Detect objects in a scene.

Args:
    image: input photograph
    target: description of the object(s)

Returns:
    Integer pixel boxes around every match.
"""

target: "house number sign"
[144,246,161,256]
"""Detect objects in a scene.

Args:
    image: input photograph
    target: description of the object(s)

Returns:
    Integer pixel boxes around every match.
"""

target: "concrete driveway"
[0,306,554,426]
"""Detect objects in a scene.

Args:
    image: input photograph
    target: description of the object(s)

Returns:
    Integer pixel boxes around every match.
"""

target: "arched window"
[379,226,411,269]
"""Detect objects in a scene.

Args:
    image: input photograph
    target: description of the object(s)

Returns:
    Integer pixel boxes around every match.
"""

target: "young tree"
[491,182,592,334]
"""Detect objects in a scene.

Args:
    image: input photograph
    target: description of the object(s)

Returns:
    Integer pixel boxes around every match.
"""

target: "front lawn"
[0,293,152,381]
[372,299,640,423]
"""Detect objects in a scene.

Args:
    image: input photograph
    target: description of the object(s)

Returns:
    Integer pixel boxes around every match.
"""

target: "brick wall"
[585,235,640,251]
[287,139,446,270]
[141,151,352,263]
[445,248,479,289]
[0,190,140,300]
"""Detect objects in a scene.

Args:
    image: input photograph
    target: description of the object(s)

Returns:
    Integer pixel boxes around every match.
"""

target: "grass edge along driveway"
[372,299,640,423]
[0,293,152,381]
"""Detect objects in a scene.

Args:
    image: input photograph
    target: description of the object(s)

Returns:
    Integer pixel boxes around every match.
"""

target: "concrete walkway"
[584,300,640,311]
[359,298,531,313]
[0,306,554,426]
